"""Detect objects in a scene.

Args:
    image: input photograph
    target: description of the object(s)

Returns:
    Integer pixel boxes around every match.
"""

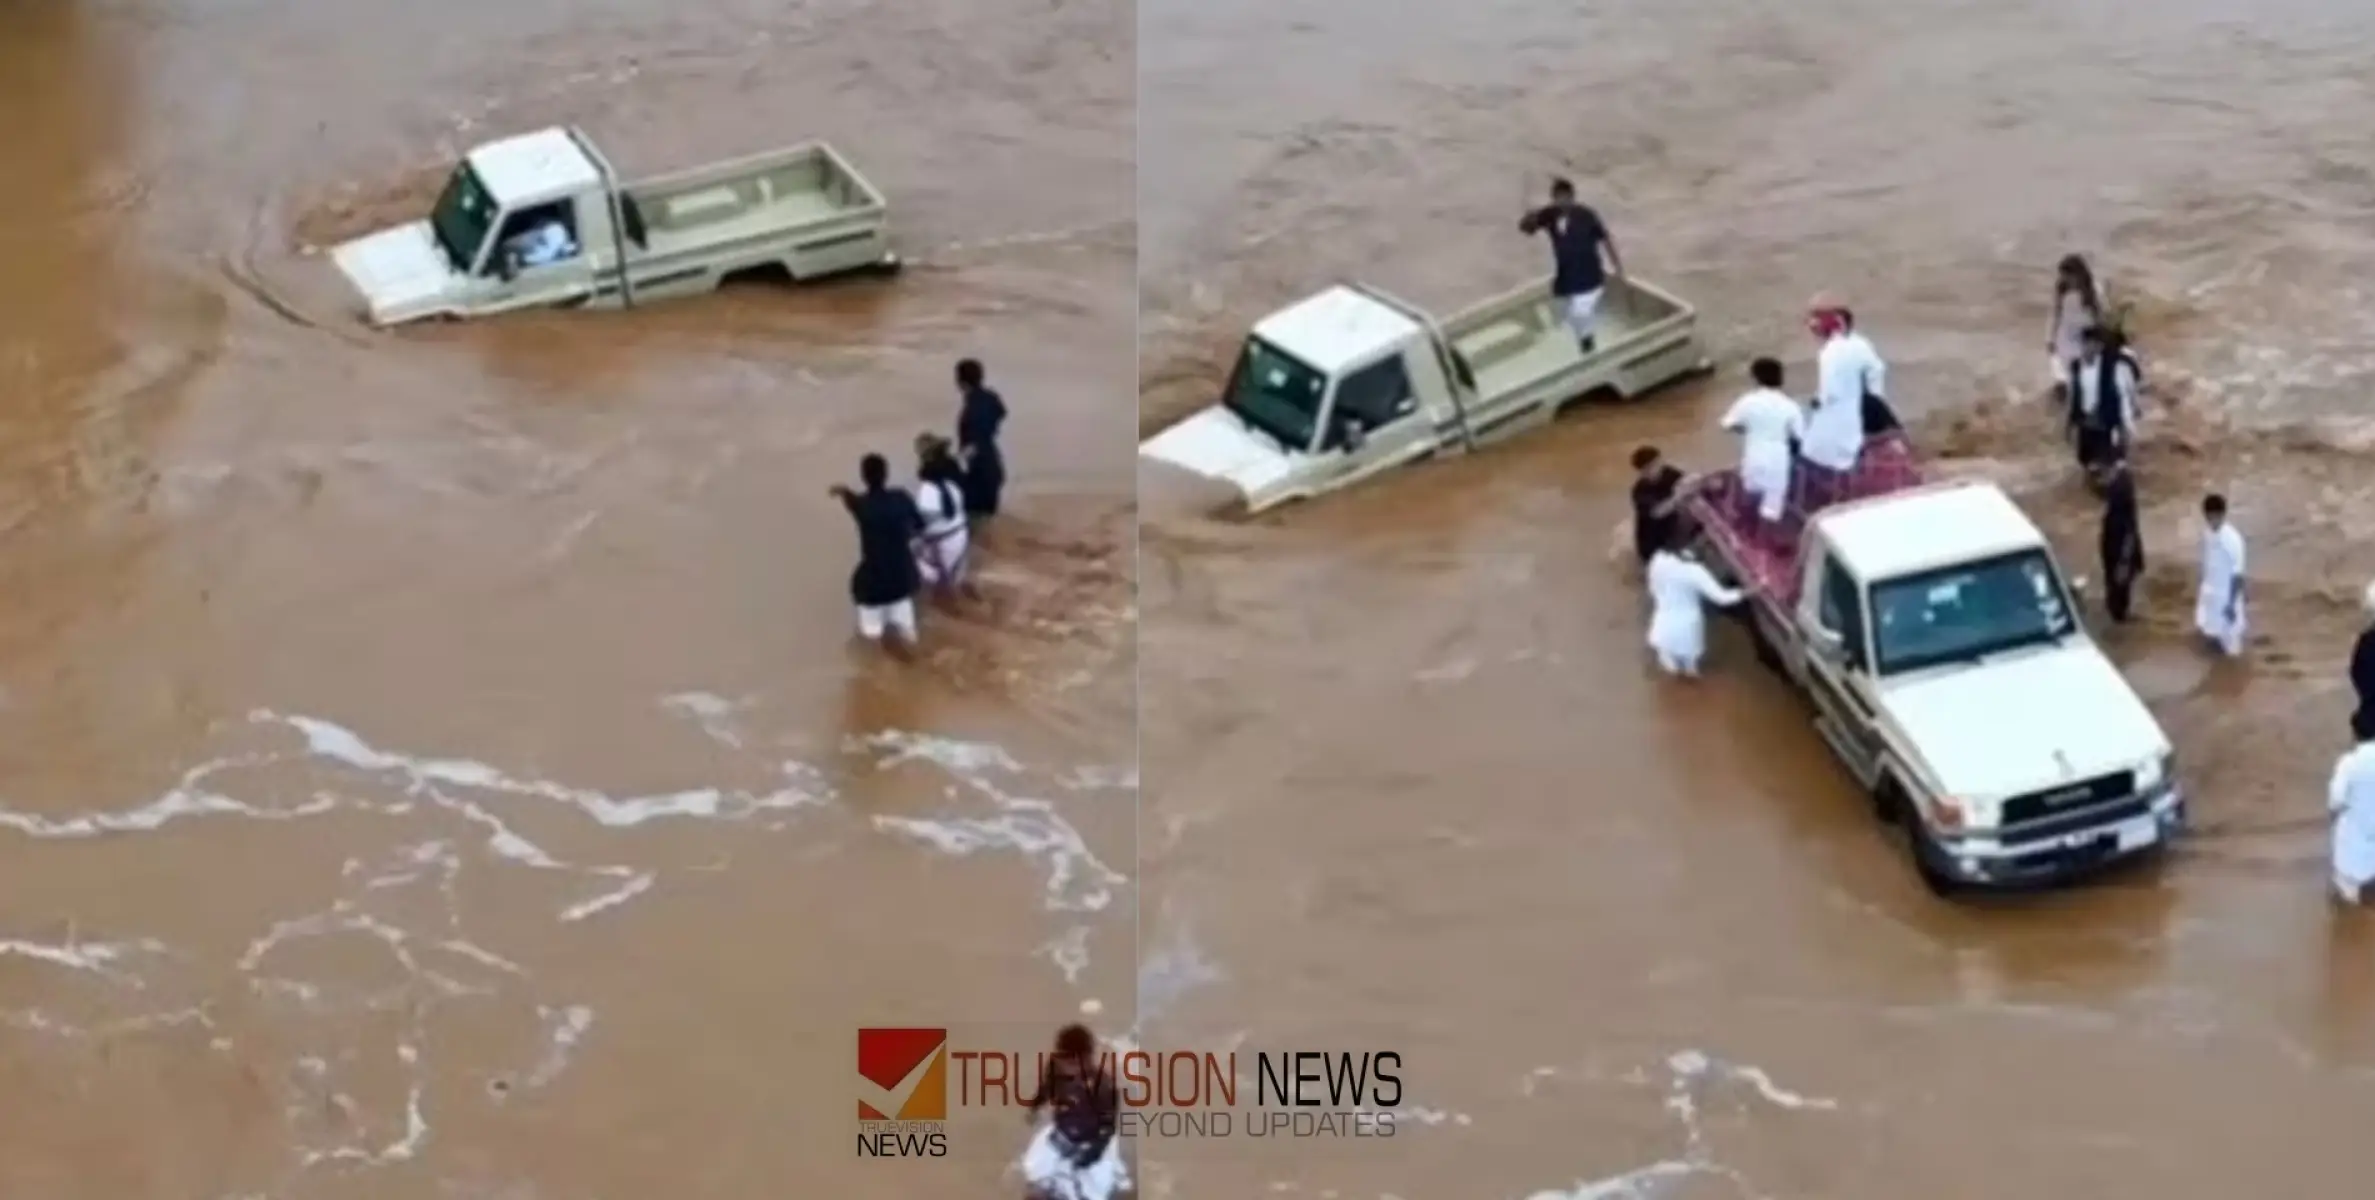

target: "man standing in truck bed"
[1519,178,1625,353]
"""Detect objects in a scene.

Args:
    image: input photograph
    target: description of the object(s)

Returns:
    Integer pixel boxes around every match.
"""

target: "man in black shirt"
[954,358,1009,519]
[830,453,924,651]
[1519,178,1624,353]
[1629,444,1686,566]
[2093,455,2143,623]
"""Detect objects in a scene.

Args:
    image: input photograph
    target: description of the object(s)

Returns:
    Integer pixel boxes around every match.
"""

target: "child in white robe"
[2193,492,2247,657]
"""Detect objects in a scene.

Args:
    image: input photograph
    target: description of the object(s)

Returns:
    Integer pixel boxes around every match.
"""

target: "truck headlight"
[2136,753,2173,793]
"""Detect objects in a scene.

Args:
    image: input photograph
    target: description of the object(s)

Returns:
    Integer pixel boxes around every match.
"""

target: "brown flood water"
[1141,0,2375,1196]
[0,1,1131,1197]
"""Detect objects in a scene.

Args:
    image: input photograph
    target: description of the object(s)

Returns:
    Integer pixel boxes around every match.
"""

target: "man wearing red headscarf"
[1798,293,1887,509]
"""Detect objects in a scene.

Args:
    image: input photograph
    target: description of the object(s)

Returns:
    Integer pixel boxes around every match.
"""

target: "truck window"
[486,201,583,275]
[1819,559,1867,669]
[1332,357,1417,430]
[1223,337,1327,452]
[1868,548,2074,675]
[429,165,500,272]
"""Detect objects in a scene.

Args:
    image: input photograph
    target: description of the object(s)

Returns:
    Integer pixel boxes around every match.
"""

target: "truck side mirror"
[1341,420,1366,451]
[1810,625,1844,658]
[498,251,521,283]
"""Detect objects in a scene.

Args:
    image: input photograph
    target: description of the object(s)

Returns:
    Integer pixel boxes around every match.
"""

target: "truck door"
[470,196,598,316]
[1310,349,1436,489]
[1798,549,1884,786]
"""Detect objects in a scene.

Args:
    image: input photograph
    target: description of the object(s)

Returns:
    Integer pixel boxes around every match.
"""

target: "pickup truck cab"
[1140,274,1709,513]
[1687,437,2183,893]
[330,126,899,326]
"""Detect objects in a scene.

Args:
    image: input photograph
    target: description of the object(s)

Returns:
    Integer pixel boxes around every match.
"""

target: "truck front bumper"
[1918,788,2185,889]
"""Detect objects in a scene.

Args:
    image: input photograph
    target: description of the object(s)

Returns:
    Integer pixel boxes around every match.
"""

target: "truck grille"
[2001,771,2136,828]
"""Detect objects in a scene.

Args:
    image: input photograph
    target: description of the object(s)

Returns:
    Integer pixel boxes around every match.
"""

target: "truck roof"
[468,128,601,206]
[1252,286,1421,376]
[1818,480,2047,580]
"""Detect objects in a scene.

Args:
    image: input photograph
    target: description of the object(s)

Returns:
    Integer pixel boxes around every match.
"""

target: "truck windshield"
[1223,337,1326,452]
[1868,548,2076,675]
[428,165,498,272]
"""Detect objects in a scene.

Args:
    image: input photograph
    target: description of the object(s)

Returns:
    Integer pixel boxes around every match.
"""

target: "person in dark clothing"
[1629,444,1687,566]
[1020,1023,1122,1196]
[828,453,924,649]
[954,358,1009,519]
[1519,178,1624,353]
[2068,325,2141,471]
[2352,582,2375,735]
[2093,455,2143,623]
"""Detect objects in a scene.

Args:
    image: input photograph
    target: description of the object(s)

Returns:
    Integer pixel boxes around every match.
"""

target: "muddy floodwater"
[0,0,1130,1196]
[1141,0,2375,1196]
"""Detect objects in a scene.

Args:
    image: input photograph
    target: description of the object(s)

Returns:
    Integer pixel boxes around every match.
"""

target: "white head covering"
[2362,578,2375,617]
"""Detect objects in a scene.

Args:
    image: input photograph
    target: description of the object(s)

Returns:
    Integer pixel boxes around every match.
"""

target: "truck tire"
[1908,819,1959,897]
[1879,780,1959,896]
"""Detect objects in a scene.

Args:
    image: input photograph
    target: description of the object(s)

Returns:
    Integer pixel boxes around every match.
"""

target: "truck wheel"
[1908,820,1959,897]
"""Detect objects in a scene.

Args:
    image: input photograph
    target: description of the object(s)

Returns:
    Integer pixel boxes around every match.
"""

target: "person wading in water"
[1019,1024,1125,1200]
[955,358,1010,520]
[2068,324,2141,472]
[2049,254,2104,407]
[828,453,924,655]
[2093,454,2143,624]
[911,432,976,602]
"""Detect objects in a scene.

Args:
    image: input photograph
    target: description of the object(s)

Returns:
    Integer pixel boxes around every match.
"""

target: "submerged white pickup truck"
[1140,275,1710,513]
[1686,440,2184,893]
[331,126,899,326]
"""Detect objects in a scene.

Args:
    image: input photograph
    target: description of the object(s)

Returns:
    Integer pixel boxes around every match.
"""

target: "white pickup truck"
[1140,275,1710,513]
[331,126,899,326]
[1686,439,2184,893]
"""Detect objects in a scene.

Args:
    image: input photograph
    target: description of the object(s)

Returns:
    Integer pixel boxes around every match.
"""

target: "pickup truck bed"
[1447,281,1689,405]
[1687,431,1926,608]
[622,144,881,257]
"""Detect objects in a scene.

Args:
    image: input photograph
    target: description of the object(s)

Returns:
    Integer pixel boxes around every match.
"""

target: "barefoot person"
[1644,526,1747,678]
[911,433,974,600]
[1518,177,1624,353]
[2194,492,2247,658]
[1020,1024,1127,1200]
[830,453,924,652]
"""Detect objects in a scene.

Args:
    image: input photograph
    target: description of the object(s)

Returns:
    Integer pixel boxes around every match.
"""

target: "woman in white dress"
[912,434,974,600]
[1018,1024,1130,1200]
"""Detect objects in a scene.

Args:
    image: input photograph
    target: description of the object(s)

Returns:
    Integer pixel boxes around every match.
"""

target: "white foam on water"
[518,1004,597,1092]
[0,934,171,980]
[1041,924,1094,983]
[661,690,747,749]
[1517,1049,1840,1200]
[859,730,1130,917]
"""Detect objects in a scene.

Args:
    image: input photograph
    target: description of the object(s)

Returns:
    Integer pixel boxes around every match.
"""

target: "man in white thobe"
[1720,356,1807,529]
[1645,534,1747,677]
[2194,491,2247,657]
[2329,712,2375,904]
[1800,294,1885,510]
